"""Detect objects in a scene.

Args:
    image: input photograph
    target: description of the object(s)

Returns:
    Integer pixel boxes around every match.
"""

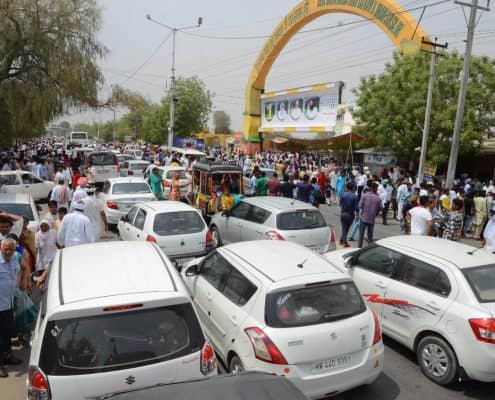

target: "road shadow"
[333,372,400,400]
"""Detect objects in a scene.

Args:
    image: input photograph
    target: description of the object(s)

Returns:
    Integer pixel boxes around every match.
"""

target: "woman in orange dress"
[167,172,187,201]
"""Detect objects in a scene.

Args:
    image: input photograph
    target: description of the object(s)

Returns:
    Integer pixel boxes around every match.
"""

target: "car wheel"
[417,336,458,385]
[210,225,222,248]
[229,355,244,374]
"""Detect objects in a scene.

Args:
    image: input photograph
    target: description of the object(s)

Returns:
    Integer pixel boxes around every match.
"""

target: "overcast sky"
[57,0,495,132]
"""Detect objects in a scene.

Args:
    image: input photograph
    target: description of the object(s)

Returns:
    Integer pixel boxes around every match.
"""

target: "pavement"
[1,204,493,399]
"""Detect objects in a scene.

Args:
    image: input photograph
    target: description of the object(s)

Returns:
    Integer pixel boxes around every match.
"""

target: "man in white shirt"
[70,177,88,211]
[57,202,95,247]
[50,178,71,210]
[408,195,433,235]
[483,206,495,252]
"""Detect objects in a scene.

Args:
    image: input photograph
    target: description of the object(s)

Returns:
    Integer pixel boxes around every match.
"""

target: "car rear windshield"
[165,170,188,179]
[71,133,87,140]
[0,203,34,220]
[130,163,149,171]
[112,183,150,194]
[276,210,327,230]
[153,211,205,236]
[463,265,495,303]
[90,153,116,166]
[266,281,366,328]
[39,303,205,376]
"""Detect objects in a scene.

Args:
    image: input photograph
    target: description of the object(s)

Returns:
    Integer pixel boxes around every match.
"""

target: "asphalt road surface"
[1,204,493,399]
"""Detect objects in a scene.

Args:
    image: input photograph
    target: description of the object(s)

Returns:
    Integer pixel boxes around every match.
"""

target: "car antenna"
[297,258,307,268]
[467,246,484,255]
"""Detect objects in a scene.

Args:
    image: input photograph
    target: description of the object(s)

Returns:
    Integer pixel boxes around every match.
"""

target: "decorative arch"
[243,0,432,145]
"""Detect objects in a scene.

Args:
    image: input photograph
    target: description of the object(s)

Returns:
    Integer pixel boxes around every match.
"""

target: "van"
[87,151,120,184]
[27,241,217,400]
[68,131,89,147]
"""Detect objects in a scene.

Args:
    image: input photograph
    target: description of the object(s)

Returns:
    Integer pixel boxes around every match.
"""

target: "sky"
[57,0,495,132]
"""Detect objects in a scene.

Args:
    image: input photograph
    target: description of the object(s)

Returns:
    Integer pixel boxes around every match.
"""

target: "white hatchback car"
[100,177,156,228]
[27,241,217,400]
[118,201,213,265]
[182,240,383,399]
[0,170,54,201]
[324,236,495,385]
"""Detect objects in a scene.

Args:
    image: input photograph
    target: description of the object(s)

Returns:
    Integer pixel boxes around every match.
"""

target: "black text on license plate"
[311,355,351,373]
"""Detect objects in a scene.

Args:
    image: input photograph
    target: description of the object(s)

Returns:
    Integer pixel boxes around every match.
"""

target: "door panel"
[222,202,251,244]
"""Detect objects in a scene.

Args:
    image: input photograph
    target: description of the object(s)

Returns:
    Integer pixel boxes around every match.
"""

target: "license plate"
[311,355,351,374]
[310,246,322,253]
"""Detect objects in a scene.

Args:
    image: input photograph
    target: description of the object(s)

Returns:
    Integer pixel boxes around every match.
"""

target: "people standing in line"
[408,195,433,236]
[255,171,268,196]
[57,202,95,248]
[267,172,281,196]
[339,183,359,247]
[358,182,382,248]
[443,198,464,242]
[472,191,487,240]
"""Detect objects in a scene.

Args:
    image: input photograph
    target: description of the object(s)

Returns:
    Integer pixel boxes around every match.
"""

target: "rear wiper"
[321,312,354,322]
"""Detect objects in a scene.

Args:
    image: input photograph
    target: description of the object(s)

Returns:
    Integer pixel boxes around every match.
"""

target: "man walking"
[408,195,433,235]
[57,202,95,248]
[339,183,358,247]
[358,182,382,248]
[0,238,22,377]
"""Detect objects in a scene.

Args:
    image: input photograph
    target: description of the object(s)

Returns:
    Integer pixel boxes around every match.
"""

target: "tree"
[142,76,213,143]
[0,0,105,142]
[352,51,495,166]
[213,110,231,134]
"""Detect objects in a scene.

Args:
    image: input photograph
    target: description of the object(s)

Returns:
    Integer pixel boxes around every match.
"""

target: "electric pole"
[417,37,448,186]
[445,0,490,188]
[146,15,203,148]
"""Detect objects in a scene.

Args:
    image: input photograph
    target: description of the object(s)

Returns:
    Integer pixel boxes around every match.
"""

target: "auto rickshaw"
[192,162,243,220]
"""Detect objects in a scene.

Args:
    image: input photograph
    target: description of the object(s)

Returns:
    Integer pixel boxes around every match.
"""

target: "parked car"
[209,197,336,253]
[118,201,213,266]
[99,177,155,229]
[110,372,308,400]
[27,241,217,400]
[181,240,383,398]
[158,166,191,200]
[0,193,40,232]
[0,170,55,201]
[324,235,495,385]
[117,153,134,164]
[87,151,120,184]
[120,160,150,178]
[128,149,144,160]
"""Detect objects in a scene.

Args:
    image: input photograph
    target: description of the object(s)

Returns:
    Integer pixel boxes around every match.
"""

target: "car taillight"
[371,309,382,345]
[106,201,119,210]
[146,235,157,243]
[200,342,217,375]
[205,230,213,247]
[264,230,285,241]
[244,327,287,364]
[28,366,50,400]
[330,229,336,244]
[469,318,495,344]
[128,169,134,175]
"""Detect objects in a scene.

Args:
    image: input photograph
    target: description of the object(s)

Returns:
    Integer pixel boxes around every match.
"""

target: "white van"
[68,131,89,147]
[27,241,217,400]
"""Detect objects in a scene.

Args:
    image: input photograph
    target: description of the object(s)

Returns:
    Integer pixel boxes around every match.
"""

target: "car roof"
[138,201,199,213]
[193,162,242,174]
[106,177,148,184]
[0,193,33,203]
[242,196,317,212]
[0,170,27,175]
[59,242,176,304]
[127,160,149,164]
[378,236,495,269]
[222,241,343,282]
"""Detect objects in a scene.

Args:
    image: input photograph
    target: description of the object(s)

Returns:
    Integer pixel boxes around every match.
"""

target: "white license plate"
[310,246,322,253]
[311,355,351,374]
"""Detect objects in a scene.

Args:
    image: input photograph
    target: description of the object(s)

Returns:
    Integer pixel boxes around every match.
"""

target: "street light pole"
[146,15,203,148]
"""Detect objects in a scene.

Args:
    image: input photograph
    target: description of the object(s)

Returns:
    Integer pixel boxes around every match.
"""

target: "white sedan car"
[0,193,40,232]
[99,177,156,228]
[324,235,495,385]
[182,240,383,399]
[118,201,213,265]
[0,170,54,201]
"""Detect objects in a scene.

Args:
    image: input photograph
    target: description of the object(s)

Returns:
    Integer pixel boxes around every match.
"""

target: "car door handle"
[375,281,387,289]
[230,316,238,327]
[255,230,263,234]
[207,293,214,301]
[425,301,441,312]
[24,185,30,187]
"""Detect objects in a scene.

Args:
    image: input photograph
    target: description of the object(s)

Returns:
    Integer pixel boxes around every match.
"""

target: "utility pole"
[445,0,490,188]
[146,15,203,148]
[112,108,116,143]
[417,37,448,186]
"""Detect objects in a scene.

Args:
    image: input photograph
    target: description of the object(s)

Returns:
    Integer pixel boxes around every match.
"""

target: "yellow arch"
[243,0,431,144]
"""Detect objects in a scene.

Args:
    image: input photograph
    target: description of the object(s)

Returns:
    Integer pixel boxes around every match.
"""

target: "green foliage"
[352,51,495,166]
[0,0,105,142]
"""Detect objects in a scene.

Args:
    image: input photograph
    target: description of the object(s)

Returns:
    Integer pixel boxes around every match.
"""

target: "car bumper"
[459,343,495,382]
[241,343,384,399]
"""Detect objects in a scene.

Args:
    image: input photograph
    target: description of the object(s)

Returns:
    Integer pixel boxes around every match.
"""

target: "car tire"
[229,355,244,374]
[417,335,458,385]
[210,225,222,248]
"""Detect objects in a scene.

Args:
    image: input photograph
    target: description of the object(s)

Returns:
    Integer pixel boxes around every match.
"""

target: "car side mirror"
[344,256,355,268]
[184,264,199,277]
[121,215,128,222]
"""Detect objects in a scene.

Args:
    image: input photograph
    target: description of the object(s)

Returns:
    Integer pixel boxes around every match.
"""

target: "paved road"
[1,204,493,399]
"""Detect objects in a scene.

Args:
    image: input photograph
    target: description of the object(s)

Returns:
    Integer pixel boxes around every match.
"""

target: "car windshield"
[71,132,87,140]
[39,304,205,376]
[0,203,34,220]
[277,210,327,230]
[112,183,150,194]
[165,170,188,179]
[265,281,366,328]
[90,153,116,166]
[130,163,149,171]
[463,265,495,303]
[153,211,205,236]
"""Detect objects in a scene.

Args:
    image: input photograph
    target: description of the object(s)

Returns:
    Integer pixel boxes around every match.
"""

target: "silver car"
[209,197,336,253]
